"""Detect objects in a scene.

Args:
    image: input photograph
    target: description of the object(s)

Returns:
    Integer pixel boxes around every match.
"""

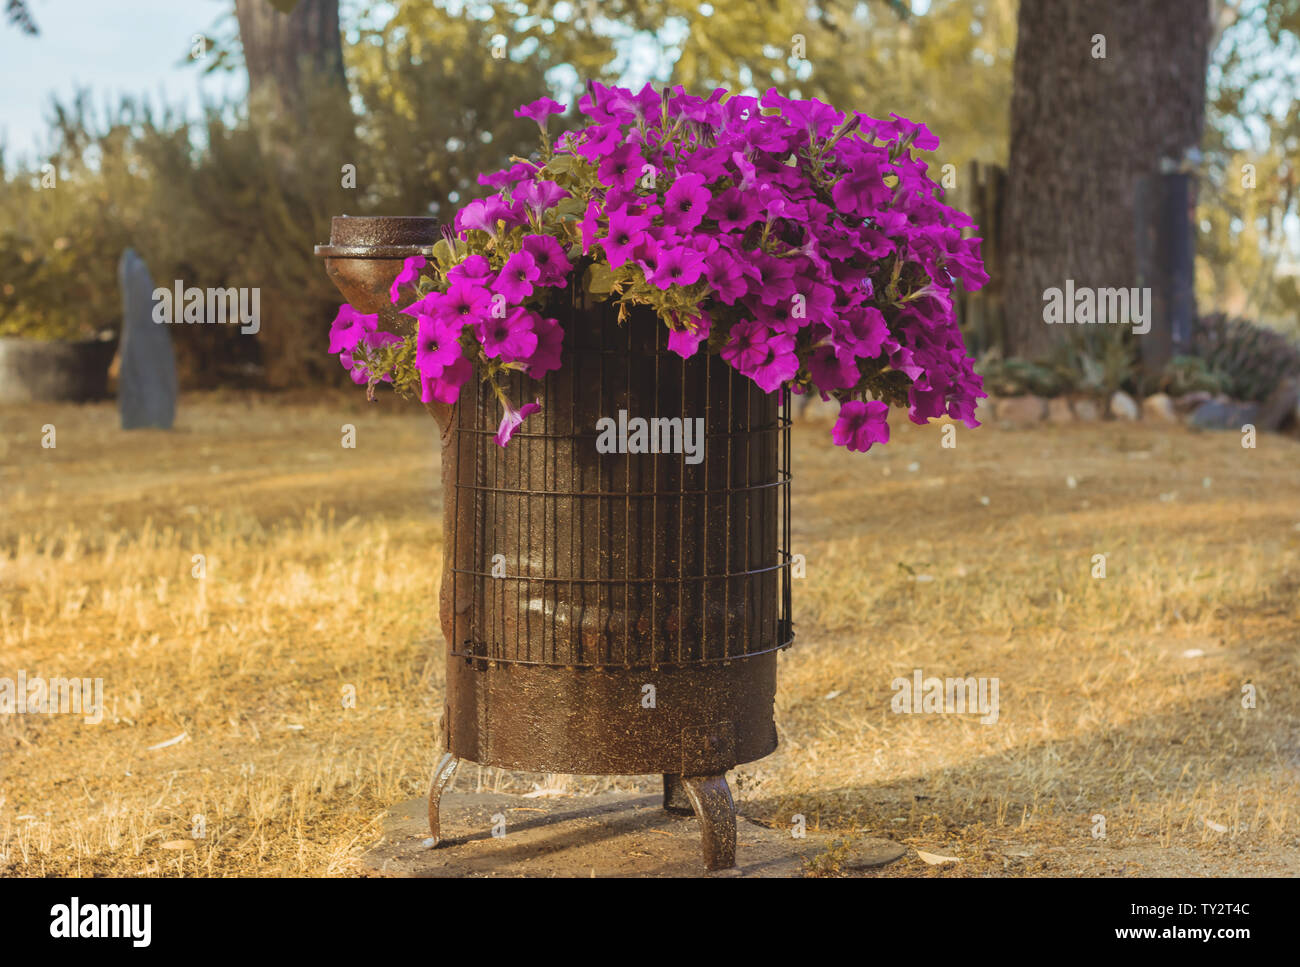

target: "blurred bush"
[0,17,547,386]
[1158,355,1225,397]
[1194,312,1300,401]
[0,92,353,384]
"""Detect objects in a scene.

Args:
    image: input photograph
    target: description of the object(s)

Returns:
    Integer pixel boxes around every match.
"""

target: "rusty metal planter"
[317,216,793,871]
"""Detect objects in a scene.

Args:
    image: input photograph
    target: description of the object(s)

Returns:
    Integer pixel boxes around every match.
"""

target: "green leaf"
[544,155,577,176]
[585,262,615,295]
[552,197,585,219]
[431,238,453,268]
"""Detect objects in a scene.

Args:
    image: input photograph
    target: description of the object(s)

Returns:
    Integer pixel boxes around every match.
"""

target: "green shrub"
[1158,354,1224,397]
[1195,312,1300,402]
[0,26,548,385]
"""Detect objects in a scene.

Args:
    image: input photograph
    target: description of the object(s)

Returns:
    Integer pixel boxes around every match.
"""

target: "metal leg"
[662,774,694,814]
[426,753,460,846]
[679,774,736,871]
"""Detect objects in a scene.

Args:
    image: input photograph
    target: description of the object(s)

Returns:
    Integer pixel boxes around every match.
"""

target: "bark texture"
[1001,0,1210,357]
[234,0,346,121]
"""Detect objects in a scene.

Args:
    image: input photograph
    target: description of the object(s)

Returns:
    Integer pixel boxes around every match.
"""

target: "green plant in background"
[975,353,1066,398]
[1158,354,1225,397]
[1045,330,1135,399]
[1195,312,1300,401]
[975,328,1135,400]
[0,95,147,341]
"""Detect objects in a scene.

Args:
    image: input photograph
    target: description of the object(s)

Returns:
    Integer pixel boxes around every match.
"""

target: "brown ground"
[1,392,1297,877]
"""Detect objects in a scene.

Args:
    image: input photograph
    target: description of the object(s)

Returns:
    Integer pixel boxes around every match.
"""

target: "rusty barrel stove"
[317,216,793,870]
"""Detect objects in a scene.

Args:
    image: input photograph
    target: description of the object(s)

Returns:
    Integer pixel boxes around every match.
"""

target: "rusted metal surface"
[447,306,792,668]
[662,774,694,814]
[442,655,776,774]
[680,774,737,871]
[439,293,792,778]
[314,215,438,315]
[425,752,460,845]
[316,217,794,871]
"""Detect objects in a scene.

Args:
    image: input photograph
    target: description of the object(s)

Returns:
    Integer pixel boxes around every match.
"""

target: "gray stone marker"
[360,792,908,878]
[118,248,177,429]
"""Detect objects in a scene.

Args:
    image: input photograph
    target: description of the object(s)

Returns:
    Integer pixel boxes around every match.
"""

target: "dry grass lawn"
[1,391,1297,876]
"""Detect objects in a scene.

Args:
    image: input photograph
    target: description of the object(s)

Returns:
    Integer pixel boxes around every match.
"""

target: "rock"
[995,395,1046,425]
[1189,398,1261,431]
[118,249,177,430]
[1072,397,1103,421]
[1174,390,1213,414]
[1256,377,1300,433]
[1109,390,1140,421]
[1046,397,1074,424]
[1141,392,1178,423]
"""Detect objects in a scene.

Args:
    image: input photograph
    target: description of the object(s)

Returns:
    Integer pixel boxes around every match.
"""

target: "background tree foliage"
[0,0,1296,392]
[1199,0,1300,333]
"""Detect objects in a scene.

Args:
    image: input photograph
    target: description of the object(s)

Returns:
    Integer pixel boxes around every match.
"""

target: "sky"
[0,0,245,162]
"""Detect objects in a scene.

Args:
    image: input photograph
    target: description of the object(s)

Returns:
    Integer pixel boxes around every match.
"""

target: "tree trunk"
[1001,0,1210,359]
[234,0,346,122]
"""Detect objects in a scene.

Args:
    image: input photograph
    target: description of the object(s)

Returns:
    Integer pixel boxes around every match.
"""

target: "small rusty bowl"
[314,215,439,314]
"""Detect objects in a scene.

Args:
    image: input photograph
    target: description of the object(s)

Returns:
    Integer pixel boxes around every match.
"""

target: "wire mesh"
[448,294,794,669]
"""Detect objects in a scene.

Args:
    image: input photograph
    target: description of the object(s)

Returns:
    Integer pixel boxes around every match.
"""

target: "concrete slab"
[359,792,907,878]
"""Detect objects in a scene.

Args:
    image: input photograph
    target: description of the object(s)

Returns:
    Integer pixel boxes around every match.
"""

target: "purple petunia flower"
[479,160,536,189]
[652,246,707,289]
[525,314,565,378]
[832,307,889,359]
[596,142,644,192]
[328,304,378,355]
[329,83,990,454]
[579,198,602,255]
[389,255,426,306]
[341,329,403,385]
[514,96,565,128]
[437,280,492,325]
[663,173,710,232]
[478,305,540,361]
[601,206,650,269]
[455,195,524,237]
[415,313,464,378]
[571,122,623,161]
[421,355,473,405]
[807,342,859,392]
[495,397,542,446]
[720,320,797,392]
[445,254,494,286]
[703,247,755,305]
[521,234,572,287]
[516,179,568,221]
[831,400,890,452]
[493,250,541,303]
[667,312,711,359]
[707,187,762,233]
[750,331,798,393]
